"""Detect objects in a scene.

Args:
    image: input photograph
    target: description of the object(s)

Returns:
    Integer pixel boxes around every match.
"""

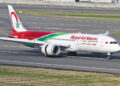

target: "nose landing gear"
[107,52,111,60]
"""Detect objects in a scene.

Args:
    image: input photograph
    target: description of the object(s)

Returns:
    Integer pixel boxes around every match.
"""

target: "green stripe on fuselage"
[37,32,68,42]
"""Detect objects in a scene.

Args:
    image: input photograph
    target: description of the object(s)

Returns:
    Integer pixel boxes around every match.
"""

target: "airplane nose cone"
[117,45,120,51]
[113,44,120,52]
[119,46,120,51]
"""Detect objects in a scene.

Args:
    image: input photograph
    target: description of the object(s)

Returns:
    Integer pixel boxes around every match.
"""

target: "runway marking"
[65,28,79,31]
[0,21,5,23]
[0,51,22,54]
[0,45,30,49]
[0,50,39,55]
[0,27,10,29]
[0,26,80,31]
[26,27,79,31]
[0,60,120,73]
[45,28,60,30]
[26,27,41,29]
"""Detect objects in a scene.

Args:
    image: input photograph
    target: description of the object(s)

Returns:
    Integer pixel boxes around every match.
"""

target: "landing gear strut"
[107,52,111,60]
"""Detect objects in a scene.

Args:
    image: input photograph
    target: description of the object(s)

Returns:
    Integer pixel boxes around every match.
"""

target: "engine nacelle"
[41,44,60,56]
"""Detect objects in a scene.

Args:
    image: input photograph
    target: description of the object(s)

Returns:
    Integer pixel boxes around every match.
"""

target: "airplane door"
[99,39,105,47]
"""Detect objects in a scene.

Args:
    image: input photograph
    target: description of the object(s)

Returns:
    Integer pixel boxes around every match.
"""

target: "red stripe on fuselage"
[9,31,56,40]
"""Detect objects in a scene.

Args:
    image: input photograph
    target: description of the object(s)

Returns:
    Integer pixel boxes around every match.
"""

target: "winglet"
[98,30,109,36]
[8,5,27,33]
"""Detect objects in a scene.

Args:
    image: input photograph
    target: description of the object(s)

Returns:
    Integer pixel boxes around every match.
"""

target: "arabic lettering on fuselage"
[71,35,98,41]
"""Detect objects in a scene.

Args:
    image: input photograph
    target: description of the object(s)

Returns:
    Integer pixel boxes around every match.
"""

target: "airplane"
[0,5,120,60]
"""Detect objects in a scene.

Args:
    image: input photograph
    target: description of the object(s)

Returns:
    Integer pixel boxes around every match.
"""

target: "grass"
[112,32,120,39]
[0,65,120,86]
[17,10,120,21]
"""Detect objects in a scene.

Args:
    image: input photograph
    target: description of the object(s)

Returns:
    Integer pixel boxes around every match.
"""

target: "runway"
[0,4,120,73]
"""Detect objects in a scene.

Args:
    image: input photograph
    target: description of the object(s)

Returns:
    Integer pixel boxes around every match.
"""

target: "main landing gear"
[68,51,112,60]
[107,52,111,60]
[67,51,77,56]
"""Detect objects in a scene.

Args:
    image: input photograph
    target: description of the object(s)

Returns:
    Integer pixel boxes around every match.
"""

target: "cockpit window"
[110,41,117,44]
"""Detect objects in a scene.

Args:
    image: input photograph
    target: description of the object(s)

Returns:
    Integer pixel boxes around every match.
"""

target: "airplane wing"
[0,37,70,48]
[0,37,45,44]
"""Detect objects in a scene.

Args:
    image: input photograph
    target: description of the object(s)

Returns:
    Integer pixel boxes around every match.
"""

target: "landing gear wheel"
[107,55,111,60]
[68,52,77,56]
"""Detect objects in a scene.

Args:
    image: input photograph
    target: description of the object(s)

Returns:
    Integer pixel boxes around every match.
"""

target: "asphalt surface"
[0,4,120,73]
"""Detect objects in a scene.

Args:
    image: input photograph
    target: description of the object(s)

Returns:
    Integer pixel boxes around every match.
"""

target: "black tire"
[67,52,77,56]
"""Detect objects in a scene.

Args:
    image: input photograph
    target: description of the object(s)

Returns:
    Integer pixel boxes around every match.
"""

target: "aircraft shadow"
[74,53,120,60]
[15,49,120,60]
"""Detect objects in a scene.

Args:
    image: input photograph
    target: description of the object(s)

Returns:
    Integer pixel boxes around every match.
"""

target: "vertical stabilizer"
[8,5,27,33]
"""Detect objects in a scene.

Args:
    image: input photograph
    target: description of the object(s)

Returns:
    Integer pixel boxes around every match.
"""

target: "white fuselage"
[47,33,120,53]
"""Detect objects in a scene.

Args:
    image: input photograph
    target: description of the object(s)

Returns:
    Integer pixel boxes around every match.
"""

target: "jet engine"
[41,44,60,56]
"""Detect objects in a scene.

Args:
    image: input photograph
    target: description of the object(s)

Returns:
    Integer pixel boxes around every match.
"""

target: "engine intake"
[41,44,60,56]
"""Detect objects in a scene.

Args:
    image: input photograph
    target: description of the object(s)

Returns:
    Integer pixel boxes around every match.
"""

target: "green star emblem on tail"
[16,22,20,28]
